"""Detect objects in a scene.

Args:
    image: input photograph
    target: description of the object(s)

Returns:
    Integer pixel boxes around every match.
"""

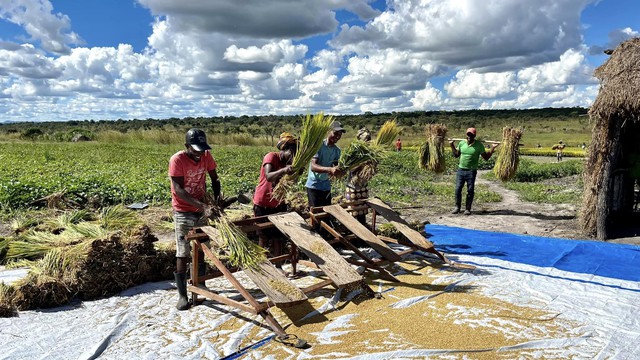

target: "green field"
[0,140,585,217]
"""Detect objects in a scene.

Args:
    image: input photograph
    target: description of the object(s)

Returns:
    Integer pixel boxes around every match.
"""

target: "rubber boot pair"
[174,272,190,311]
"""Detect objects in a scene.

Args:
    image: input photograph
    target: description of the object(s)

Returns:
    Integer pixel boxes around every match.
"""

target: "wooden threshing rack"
[183,198,455,343]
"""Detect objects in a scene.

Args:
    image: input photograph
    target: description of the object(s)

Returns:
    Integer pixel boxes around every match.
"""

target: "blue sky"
[0,0,637,122]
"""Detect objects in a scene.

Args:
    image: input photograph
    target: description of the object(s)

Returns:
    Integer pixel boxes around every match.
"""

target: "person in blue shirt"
[306,121,346,208]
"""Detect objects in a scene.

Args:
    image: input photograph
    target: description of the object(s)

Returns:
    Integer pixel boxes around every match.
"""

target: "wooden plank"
[199,225,307,305]
[244,263,307,305]
[366,198,434,250]
[268,212,363,288]
[323,205,402,262]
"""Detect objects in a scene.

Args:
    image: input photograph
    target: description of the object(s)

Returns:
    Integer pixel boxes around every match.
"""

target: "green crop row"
[0,142,503,212]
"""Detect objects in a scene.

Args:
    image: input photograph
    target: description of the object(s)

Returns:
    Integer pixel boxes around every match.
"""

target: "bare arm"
[264,163,292,183]
[208,169,221,200]
[310,158,340,176]
[481,143,499,161]
[450,141,460,158]
[171,176,208,211]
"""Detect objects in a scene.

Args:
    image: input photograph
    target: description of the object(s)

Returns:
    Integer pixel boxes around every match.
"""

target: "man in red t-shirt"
[169,128,221,310]
[253,132,298,262]
[396,137,402,152]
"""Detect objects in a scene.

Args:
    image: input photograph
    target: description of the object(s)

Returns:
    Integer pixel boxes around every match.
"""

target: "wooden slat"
[244,263,307,305]
[268,212,363,288]
[199,225,307,305]
[323,205,402,262]
[366,198,434,250]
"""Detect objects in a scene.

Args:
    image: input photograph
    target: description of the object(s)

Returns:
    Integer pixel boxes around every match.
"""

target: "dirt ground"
[399,169,640,246]
[400,170,584,240]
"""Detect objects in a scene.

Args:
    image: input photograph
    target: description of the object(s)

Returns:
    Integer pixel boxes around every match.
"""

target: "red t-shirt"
[168,150,217,212]
[253,152,285,208]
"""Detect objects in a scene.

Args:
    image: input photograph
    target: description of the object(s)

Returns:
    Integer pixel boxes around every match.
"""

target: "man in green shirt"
[449,127,498,215]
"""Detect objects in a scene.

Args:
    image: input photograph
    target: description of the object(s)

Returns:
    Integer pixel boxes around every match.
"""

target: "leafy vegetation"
[484,158,584,204]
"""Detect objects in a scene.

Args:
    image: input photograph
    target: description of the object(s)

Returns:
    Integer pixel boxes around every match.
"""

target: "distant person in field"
[252,132,298,261]
[306,121,346,208]
[553,140,566,162]
[345,128,373,224]
[449,127,498,215]
[169,128,222,311]
[396,137,402,152]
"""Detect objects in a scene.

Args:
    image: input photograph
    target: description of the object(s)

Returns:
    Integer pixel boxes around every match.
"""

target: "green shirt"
[457,140,486,170]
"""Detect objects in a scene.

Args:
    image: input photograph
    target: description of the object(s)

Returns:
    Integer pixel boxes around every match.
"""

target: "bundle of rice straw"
[373,119,401,147]
[212,216,267,270]
[419,124,448,173]
[334,140,385,185]
[493,127,523,181]
[271,112,334,201]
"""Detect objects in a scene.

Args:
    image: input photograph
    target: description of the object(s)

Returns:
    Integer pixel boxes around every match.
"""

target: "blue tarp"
[426,224,640,282]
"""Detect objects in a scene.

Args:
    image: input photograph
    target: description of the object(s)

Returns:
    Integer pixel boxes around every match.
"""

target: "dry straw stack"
[0,206,174,316]
[272,112,334,202]
[493,127,523,181]
[419,124,448,173]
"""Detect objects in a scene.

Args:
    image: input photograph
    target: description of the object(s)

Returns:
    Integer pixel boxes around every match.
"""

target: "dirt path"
[401,170,584,239]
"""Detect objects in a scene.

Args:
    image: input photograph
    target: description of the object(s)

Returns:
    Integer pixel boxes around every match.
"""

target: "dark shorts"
[253,203,287,217]
[306,187,332,208]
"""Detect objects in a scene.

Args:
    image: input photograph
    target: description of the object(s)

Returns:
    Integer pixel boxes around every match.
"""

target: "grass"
[484,158,584,204]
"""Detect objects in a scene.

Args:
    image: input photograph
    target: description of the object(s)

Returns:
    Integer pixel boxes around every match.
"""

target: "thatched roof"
[590,37,640,121]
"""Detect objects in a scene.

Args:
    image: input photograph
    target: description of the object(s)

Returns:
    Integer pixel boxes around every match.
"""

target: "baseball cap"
[331,120,346,133]
[185,128,212,152]
[466,127,477,136]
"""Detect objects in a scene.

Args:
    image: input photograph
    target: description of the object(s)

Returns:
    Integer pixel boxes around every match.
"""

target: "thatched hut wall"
[582,37,640,239]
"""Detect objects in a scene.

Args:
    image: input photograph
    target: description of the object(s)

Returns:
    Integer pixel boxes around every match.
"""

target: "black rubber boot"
[174,272,190,311]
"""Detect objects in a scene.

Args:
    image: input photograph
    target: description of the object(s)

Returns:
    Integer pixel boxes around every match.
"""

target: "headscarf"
[276,132,298,150]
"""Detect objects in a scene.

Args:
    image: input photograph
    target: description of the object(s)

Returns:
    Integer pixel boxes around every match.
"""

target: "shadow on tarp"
[425,224,640,283]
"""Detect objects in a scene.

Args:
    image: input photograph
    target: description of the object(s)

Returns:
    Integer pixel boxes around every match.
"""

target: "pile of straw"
[373,119,401,147]
[0,206,175,316]
[212,216,267,270]
[272,113,334,202]
[419,124,448,173]
[493,127,523,181]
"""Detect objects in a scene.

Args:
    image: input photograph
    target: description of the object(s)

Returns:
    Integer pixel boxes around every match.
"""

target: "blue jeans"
[455,168,477,210]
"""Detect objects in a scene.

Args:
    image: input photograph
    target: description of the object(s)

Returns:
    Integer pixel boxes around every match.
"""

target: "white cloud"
[0,0,612,121]
[445,70,516,99]
[332,0,596,72]
[0,0,81,54]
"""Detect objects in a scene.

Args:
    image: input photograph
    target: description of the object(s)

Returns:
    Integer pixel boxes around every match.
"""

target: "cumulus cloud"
[0,0,612,121]
[445,70,516,99]
[332,0,596,72]
[0,0,81,55]
[137,0,378,38]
